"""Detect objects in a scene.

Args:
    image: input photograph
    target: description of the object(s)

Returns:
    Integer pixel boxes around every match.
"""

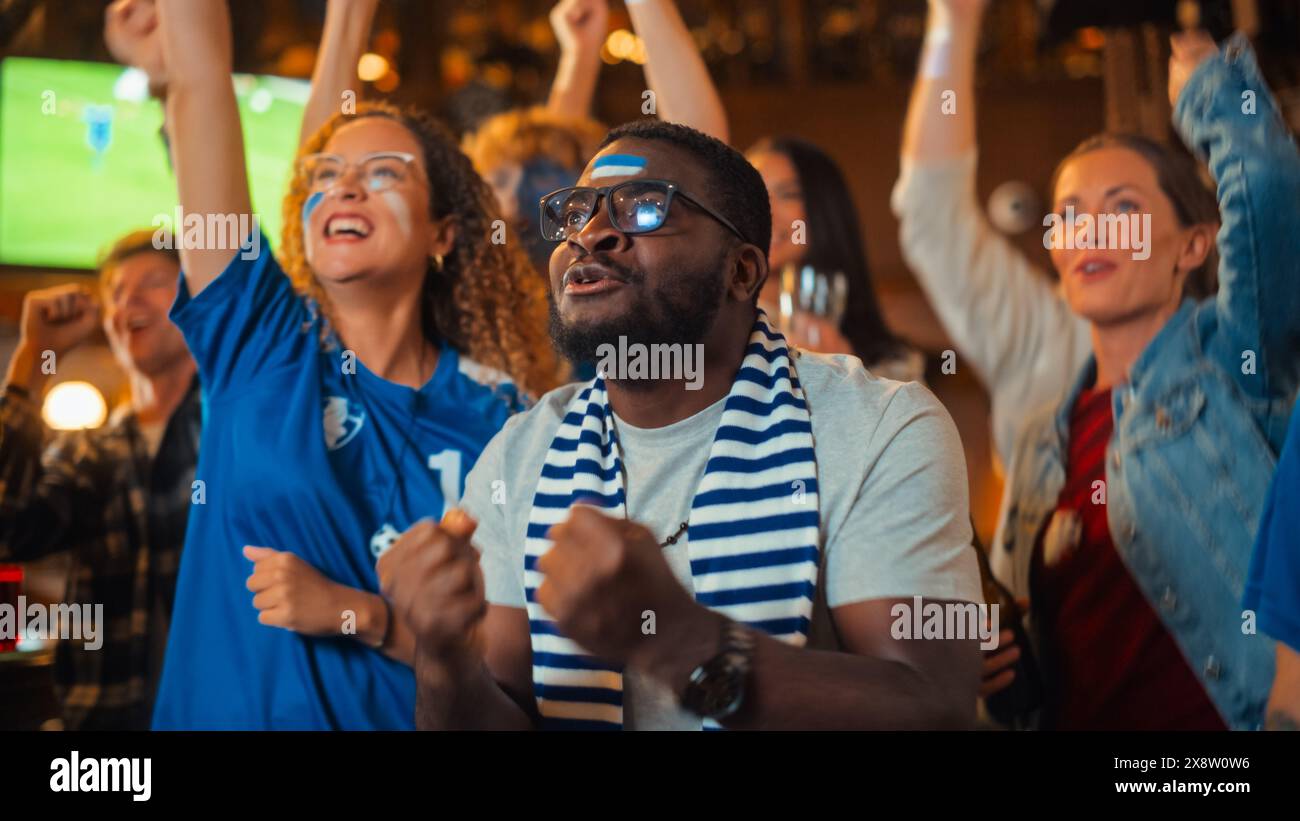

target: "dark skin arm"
[413,606,536,731]
[639,598,980,730]
[537,507,979,730]
[381,513,536,730]
[397,509,979,730]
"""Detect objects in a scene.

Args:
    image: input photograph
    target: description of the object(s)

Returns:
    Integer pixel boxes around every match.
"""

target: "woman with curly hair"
[150,0,558,729]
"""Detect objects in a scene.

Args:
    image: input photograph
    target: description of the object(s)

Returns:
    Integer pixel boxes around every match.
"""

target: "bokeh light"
[42,381,107,430]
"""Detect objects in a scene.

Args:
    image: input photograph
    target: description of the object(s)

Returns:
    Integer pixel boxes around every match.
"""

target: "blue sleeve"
[169,234,312,399]
[1174,34,1300,404]
[1244,401,1300,653]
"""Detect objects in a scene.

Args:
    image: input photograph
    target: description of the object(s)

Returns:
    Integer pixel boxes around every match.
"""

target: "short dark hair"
[598,120,771,258]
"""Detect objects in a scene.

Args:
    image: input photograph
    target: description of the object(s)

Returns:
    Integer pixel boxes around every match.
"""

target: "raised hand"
[104,0,166,86]
[1169,30,1219,108]
[550,0,609,58]
[18,284,102,359]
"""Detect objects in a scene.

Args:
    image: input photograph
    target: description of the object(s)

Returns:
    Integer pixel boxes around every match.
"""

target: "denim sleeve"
[1174,33,1300,403]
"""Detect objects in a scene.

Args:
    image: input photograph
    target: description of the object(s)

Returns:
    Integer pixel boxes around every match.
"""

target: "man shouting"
[381,122,982,730]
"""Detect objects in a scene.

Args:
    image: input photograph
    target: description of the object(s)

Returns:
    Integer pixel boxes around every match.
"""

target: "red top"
[1031,386,1226,730]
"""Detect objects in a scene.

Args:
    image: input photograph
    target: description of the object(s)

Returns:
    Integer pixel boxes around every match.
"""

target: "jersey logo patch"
[323,396,365,451]
[370,523,400,559]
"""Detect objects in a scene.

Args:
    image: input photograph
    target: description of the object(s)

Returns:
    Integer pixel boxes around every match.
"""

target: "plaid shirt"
[0,379,200,730]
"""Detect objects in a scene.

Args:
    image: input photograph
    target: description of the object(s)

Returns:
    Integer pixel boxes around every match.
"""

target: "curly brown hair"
[281,101,562,396]
[461,105,606,180]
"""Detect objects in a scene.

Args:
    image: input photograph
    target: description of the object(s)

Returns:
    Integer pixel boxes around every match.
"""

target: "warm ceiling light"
[605,29,636,61]
[357,52,390,83]
[1078,27,1105,51]
[42,381,107,430]
[629,37,648,65]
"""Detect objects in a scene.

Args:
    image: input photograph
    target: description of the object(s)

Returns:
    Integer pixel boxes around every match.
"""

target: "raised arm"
[627,0,728,142]
[0,286,108,560]
[1171,32,1300,405]
[299,0,379,148]
[900,0,981,162]
[156,0,253,296]
[104,0,167,97]
[546,0,607,120]
[894,0,1088,465]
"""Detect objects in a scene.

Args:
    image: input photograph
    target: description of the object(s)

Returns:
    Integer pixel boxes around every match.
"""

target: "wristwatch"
[679,619,756,720]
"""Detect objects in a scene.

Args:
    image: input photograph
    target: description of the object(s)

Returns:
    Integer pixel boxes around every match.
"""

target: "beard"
[548,250,727,385]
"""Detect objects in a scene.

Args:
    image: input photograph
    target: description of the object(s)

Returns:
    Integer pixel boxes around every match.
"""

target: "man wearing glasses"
[381,121,984,730]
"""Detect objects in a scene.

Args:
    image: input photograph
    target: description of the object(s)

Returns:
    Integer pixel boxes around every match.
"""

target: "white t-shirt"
[461,350,982,729]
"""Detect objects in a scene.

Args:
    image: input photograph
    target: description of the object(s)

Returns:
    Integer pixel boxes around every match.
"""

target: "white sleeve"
[461,427,527,609]
[891,151,1090,465]
[825,382,983,607]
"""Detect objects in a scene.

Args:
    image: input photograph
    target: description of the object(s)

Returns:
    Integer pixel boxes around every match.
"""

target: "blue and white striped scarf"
[524,313,821,730]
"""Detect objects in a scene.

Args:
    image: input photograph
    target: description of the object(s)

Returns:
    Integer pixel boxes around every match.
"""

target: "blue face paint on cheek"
[302,190,324,236]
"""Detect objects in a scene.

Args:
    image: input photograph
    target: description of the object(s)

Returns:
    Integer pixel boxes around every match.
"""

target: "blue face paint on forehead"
[590,154,647,180]
[302,190,324,235]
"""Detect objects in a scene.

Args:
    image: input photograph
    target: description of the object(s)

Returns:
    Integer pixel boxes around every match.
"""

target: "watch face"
[690,653,746,718]
[703,672,743,717]
[683,625,755,720]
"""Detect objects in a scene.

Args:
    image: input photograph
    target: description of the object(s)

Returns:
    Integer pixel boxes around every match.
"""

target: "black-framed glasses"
[297,151,422,194]
[539,179,748,245]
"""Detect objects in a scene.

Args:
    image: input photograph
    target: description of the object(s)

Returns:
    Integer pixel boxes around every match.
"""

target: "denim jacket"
[992,35,1300,730]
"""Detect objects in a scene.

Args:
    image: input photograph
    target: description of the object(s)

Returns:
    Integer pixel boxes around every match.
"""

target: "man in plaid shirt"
[0,229,200,729]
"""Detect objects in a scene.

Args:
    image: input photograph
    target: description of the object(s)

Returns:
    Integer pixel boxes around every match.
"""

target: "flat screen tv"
[0,57,307,270]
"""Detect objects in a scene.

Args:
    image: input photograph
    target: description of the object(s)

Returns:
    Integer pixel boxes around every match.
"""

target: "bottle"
[971,538,1043,726]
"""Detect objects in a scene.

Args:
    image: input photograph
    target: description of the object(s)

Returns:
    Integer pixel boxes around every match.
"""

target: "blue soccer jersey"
[152,238,524,729]
[1245,400,1300,655]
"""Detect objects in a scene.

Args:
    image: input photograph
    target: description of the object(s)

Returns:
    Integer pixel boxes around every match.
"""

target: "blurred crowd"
[1,0,1297,732]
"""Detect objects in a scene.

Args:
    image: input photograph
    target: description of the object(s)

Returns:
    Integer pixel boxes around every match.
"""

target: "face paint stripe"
[302,191,324,233]
[302,191,324,264]
[379,190,413,243]
[591,154,647,180]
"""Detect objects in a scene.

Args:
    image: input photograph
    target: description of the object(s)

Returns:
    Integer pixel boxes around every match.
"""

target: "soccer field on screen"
[0,57,306,269]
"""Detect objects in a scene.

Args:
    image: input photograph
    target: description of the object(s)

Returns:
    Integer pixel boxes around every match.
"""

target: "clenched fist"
[243,546,353,637]
[105,0,166,87]
[550,0,609,57]
[19,284,102,358]
[379,510,486,665]
[536,505,708,668]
